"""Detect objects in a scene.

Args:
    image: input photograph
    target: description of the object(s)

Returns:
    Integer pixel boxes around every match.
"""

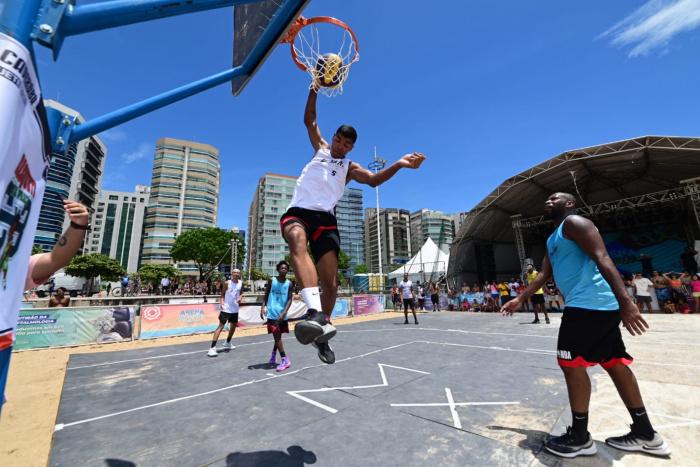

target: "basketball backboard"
[231,0,312,96]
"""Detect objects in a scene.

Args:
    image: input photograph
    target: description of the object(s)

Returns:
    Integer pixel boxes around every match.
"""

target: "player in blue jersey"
[261,261,294,371]
[501,192,670,459]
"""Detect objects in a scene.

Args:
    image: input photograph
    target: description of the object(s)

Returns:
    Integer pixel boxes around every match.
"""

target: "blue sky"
[33,0,700,231]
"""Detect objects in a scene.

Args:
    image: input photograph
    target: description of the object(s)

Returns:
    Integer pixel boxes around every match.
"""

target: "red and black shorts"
[267,318,289,334]
[281,207,340,261]
[557,307,633,369]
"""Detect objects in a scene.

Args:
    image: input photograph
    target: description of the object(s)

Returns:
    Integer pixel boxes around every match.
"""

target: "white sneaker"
[207,347,218,357]
[222,342,236,350]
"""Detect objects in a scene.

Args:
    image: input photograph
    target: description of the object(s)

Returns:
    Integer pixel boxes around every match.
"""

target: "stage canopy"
[447,136,700,286]
[388,237,449,283]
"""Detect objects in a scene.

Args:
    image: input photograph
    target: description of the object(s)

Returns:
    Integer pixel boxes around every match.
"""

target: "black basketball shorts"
[281,207,340,261]
[403,298,415,310]
[557,307,633,369]
[531,294,545,305]
[218,311,239,325]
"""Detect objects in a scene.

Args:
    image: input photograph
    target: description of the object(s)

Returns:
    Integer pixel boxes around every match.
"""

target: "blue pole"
[0,0,43,47]
[61,0,264,37]
[69,65,247,144]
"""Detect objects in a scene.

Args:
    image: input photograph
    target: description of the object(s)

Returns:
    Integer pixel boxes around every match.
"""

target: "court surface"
[50,313,699,466]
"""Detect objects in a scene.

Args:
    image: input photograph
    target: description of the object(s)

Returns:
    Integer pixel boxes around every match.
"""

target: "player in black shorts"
[281,87,426,364]
[502,192,670,459]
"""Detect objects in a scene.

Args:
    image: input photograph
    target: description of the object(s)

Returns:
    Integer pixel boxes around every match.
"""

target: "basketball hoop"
[281,16,359,97]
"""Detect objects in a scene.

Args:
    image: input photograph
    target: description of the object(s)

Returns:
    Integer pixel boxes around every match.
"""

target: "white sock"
[301,287,322,311]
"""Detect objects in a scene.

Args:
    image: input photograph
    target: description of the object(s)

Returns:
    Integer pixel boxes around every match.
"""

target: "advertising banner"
[353,295,385,315]
[331,300,348,318]
[140,303,221,339]
[14,306,136,350]
[424,294,450,311]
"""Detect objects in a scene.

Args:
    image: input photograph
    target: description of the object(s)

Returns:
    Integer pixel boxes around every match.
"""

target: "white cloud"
[122,143,152,164]
[599,0,700,57]
[100,128,128,143]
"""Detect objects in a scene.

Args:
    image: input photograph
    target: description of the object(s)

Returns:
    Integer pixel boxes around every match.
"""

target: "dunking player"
[282,88,425,364]
[501,193,670,458]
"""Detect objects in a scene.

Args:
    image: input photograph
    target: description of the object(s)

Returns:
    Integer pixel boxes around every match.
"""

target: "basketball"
[314,53,347,88]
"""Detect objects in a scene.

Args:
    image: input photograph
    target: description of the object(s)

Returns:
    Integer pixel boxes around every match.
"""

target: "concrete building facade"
[86,186,150,272]
[410,209,455,255]
[35,100,106,252]
[363,208,411,274]
[337,187,364,277]
[141,138,220,274]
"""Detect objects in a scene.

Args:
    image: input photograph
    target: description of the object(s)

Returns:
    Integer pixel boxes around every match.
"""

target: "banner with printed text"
[14,306,136,350]
[353,295,385,315]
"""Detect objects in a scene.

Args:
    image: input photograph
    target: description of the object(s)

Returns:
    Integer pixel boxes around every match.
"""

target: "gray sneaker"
[544,427,597,458]
[605,426,671,457]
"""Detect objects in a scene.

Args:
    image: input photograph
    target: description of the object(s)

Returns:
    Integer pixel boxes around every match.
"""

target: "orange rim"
[281,16,359,72]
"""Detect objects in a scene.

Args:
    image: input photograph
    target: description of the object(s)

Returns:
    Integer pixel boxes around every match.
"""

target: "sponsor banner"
[140,303,221,339]
[20,302,35,309]
[332,300,348,318]
[14,306,136,350]
[424,294,450,310]
[353,295,385,315]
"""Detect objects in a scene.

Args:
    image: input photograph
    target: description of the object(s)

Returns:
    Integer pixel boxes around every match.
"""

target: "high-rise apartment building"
[410,209,455,255]
[364,208,411,274]
[248,173,296,277]
[34,100,106,252]
[86,186,150,272]
[337,187,364,276]
[141,138,220,274]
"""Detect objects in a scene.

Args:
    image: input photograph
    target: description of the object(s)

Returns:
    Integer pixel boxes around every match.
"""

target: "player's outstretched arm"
[33,201,89,281]
[564,216,648,336]
[348,153,426,187]
[304,88,329,152]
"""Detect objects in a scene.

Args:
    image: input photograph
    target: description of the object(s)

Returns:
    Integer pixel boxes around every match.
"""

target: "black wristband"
[70,220,91,231]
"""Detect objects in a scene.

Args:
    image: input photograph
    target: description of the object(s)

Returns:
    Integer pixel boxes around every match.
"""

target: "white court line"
[286,363,430,414]
[67,340,270,370]
[421,341,555,356]
[391,402,520,407]
[55,341,418,431]
[527,348,556,353]
[342,328,558,340]
[445,388,461,429]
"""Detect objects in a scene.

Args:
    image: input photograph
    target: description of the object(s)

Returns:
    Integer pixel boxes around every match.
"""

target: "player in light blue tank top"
[547,216,618,311]
[261,261,293,372]
[501,193,669,459]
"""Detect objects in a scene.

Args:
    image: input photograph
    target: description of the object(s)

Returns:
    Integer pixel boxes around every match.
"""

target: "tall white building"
[363,208,411,274]
[35,100,106,252]
[87,186,150,272]
[410,209,455,255]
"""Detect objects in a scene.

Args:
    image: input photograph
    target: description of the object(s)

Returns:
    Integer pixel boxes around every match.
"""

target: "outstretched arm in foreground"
[32,201,89,281]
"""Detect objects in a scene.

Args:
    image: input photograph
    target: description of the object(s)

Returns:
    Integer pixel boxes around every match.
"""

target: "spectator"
[650,270,670,303]
[690,273,700,313]
[447,286,457,311]
[106,283,112,297]
[490,281,500,311]
[416,282,426,310]
[545,278,562,312]
[638,254,654,278]
[498,280,510,306]
[662,271,687,305]
[680,246,698,276]
[161,275,170,295]
[633,273,654,313]
[49,287,70,308]
[525,264,549,324]
[508,277,520,311]
[429,280,441,311]
[662,299,675,314]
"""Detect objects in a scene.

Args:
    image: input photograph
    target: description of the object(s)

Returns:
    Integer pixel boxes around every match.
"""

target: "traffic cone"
[98,292,102,297]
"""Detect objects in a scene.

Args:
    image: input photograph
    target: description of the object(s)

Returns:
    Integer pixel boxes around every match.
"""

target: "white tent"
[387,238,449,283]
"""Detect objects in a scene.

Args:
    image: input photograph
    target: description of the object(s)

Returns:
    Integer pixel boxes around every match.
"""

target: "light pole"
[368,148,387,292]
[229,238,239,274]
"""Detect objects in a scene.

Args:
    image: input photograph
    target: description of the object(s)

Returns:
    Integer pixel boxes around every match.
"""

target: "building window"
[109,195,118,200]
[132,197,136,202]
[140,198,144,202]
[123,196,128,201]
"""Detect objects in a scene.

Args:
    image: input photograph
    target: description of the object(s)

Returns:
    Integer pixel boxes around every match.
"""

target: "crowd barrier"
[11,297,364,350]
[14,306,136,350]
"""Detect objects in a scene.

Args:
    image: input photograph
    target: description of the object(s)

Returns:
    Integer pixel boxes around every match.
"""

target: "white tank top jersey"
[221,280,242,313]
[288,148,352,213]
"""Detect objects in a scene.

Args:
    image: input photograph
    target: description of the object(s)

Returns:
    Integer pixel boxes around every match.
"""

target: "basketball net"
[283,17,359,97]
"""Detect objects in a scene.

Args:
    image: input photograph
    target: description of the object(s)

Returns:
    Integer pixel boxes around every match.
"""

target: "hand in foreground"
[500,298,522,316]
[620,300,649,336]
[399,153,426,169]
[64,200,89,226]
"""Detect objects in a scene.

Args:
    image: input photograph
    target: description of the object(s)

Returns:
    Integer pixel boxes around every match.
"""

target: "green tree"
[169,228,245,280]
[63,253,125,287]
[354,263,369,274]
[242,267,269,281]
[138,264,181,287]
[31,245,44,255]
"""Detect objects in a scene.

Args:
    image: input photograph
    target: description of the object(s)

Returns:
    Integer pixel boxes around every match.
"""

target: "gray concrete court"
[50,312,699,466]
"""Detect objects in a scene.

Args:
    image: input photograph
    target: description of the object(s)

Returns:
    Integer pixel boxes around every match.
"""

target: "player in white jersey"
[208,269,243,357]
[398,273,418,325]
[282,87,426,364]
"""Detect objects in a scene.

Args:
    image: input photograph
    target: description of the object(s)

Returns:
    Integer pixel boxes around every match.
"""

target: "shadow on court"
[224,445,317,466]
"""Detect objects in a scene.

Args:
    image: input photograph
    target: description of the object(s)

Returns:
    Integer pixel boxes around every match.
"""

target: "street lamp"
[229,238,239,274]
[368,148,387,291]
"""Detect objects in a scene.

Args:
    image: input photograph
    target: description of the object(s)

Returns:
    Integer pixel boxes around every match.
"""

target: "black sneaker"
[404,319,409,324]
[544,427,597,458]
[545,318,550,324]
[294,309,333,345]
[311,340,335,364]
[532,318,541,324]
[414,320,419,325]
[605,424,671,457]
